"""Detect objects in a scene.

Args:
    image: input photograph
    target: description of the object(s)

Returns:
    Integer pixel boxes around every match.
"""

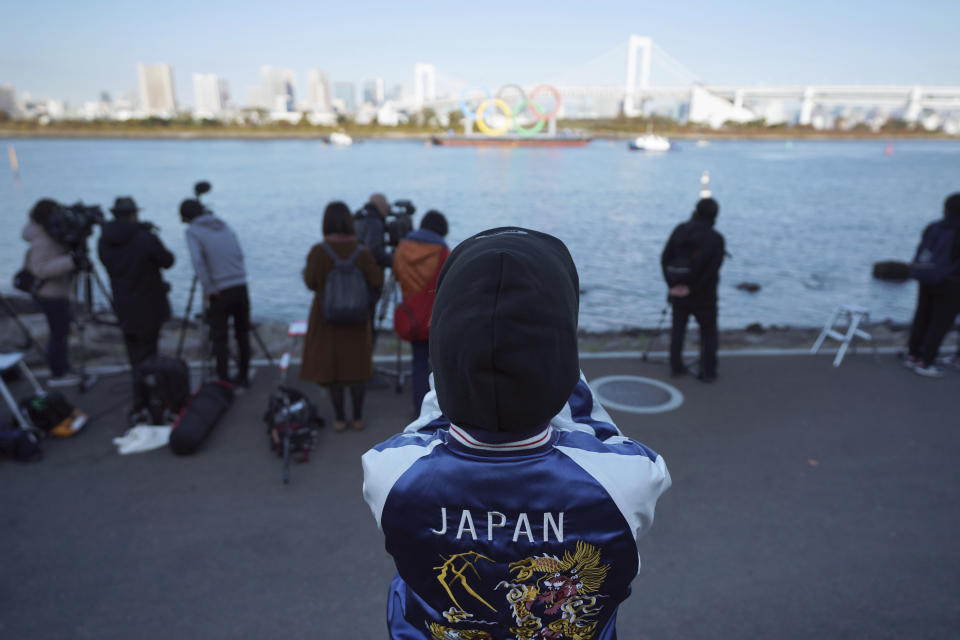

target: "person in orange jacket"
[392,211,449,414]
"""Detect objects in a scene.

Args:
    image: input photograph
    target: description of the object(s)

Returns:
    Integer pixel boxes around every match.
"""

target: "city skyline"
[2,0,959,108]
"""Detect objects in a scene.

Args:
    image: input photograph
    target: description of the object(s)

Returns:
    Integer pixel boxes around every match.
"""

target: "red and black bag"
[169,380,233,455]
[393,247,449,342]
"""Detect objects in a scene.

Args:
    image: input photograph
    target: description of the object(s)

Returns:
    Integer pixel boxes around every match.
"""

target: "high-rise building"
[333,82,356,113]
[261,66,296,112]
[136,63,177,117]
[0,84,15,117]
[218,79,231,110]
[193,73,223,119]
[362,78,385,106]
[306,70,332,111]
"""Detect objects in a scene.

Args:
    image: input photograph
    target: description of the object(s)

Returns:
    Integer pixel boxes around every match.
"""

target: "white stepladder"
[810,304,877,367]
[0,352,44,431]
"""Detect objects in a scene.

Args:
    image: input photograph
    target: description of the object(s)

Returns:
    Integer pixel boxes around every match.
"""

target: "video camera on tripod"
[385,200,415,248]
[42,202,105,255]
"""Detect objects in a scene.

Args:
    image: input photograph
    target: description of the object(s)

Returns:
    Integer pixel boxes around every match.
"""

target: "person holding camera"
[392,210,450,414]
[98,197,175,417]
[362,227,670,639]
[179,198,252,389]
[301,202,384,432]
[661,197,726,382]
[19,199,83,386]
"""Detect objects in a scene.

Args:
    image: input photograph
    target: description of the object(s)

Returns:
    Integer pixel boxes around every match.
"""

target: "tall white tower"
[414,63,437,109]
[623,35,652,117]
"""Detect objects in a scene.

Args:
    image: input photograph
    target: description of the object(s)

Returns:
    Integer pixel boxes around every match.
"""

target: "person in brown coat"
[300,201,384,431]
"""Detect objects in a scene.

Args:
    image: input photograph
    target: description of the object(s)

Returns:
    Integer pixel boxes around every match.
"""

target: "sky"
[1,0,958,107]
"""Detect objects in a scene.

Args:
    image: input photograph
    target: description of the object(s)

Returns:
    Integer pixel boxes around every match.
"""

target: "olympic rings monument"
[431,84,592,147]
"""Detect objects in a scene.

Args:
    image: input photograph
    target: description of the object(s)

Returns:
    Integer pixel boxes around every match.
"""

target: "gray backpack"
[320,244,368,325]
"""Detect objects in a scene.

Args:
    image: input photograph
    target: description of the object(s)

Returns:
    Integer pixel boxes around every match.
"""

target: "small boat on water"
[628,133,672,152]
[328,132,353,146]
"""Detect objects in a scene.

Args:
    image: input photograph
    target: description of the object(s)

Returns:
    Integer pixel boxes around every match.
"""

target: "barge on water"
[430,135,592,148]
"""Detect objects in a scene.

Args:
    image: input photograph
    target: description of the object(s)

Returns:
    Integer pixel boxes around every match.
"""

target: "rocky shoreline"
[1,296,937,372]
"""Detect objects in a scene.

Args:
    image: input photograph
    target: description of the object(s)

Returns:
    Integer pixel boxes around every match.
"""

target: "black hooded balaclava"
[429,227,580,433]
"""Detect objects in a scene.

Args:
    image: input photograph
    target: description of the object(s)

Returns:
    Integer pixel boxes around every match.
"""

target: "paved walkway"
[2,351,957,639]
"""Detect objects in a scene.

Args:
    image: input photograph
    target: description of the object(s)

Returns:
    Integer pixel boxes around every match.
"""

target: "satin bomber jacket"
[362,373,671,640]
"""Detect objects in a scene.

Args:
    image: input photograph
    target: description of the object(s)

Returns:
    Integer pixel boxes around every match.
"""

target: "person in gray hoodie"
[180,198,251,388]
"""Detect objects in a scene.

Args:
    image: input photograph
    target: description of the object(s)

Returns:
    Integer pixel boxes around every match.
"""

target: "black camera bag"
[136,355,191,424]
[13,269,42,295]
[0,420,42,462]
[169,380,233,455]
[19,391,75,432]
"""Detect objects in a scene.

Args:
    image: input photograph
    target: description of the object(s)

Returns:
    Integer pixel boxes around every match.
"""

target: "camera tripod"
[175,275,275,379]
[69,247,121,392]
[374,268,411,393]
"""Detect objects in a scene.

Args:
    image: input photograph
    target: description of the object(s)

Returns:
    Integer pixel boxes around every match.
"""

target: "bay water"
[2,137,958,331]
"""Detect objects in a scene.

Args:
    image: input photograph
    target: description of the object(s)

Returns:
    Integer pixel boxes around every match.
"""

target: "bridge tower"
[624,35,652,117]
[414,63,437,109]
[904,86,923,123]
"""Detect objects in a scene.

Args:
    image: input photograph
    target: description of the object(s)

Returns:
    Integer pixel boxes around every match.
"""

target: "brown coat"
[300,240,384,385]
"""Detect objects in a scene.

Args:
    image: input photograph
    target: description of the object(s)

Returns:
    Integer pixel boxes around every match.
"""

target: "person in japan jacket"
[362,227,671,640]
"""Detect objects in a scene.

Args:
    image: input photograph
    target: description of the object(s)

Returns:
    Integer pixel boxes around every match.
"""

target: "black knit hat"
[694,197,719,221]
[420,210,448,237]
[179,198,205,223]
[429,227,580,433]
[945,193,960,217]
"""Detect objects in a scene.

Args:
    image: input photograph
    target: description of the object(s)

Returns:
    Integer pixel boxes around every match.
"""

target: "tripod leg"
[250,324,276,368]
[176,276,198,360]
[0,293,46,361]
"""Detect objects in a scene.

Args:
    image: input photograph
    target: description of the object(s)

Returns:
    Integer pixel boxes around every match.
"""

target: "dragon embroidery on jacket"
[497,541,610,639]
[428,541,611,640]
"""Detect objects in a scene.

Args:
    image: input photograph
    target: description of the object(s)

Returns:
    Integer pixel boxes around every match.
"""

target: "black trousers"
[208,285,251,383]
[670,297,718,377]
[907,284,960,365]
[35,296,71,377]
[328,383,365,422]
[124,326,160,410]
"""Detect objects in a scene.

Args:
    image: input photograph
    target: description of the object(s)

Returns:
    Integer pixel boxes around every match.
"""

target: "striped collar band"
[448,425,553,452]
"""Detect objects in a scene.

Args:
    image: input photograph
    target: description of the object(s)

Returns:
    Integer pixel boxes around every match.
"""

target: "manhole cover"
[591,376,684,414]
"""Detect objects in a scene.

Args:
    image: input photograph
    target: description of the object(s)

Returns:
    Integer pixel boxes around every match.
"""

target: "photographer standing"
[393,210,449,414]
[98,197,175,417]
[20,199,82,386]
[356,193,393,272]
[356,193,393,347]
[661,197,726,382]
[179,198,251,389]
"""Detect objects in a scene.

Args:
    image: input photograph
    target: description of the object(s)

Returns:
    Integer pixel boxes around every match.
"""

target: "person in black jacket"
[661,197,726,381]
[904,192,960,377]
[98,197,175,415]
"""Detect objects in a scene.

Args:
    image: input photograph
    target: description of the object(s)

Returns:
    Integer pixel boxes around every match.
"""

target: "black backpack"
[0,419,42,462]
[321,244,368,325]
[664,225,703,287]
[135,355,191,424]
[18,391,84,437]
[264,386,322,457]
[910,220,959,284]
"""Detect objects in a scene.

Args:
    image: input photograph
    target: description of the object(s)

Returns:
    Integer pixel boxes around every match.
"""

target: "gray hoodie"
[185,213,247,295]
